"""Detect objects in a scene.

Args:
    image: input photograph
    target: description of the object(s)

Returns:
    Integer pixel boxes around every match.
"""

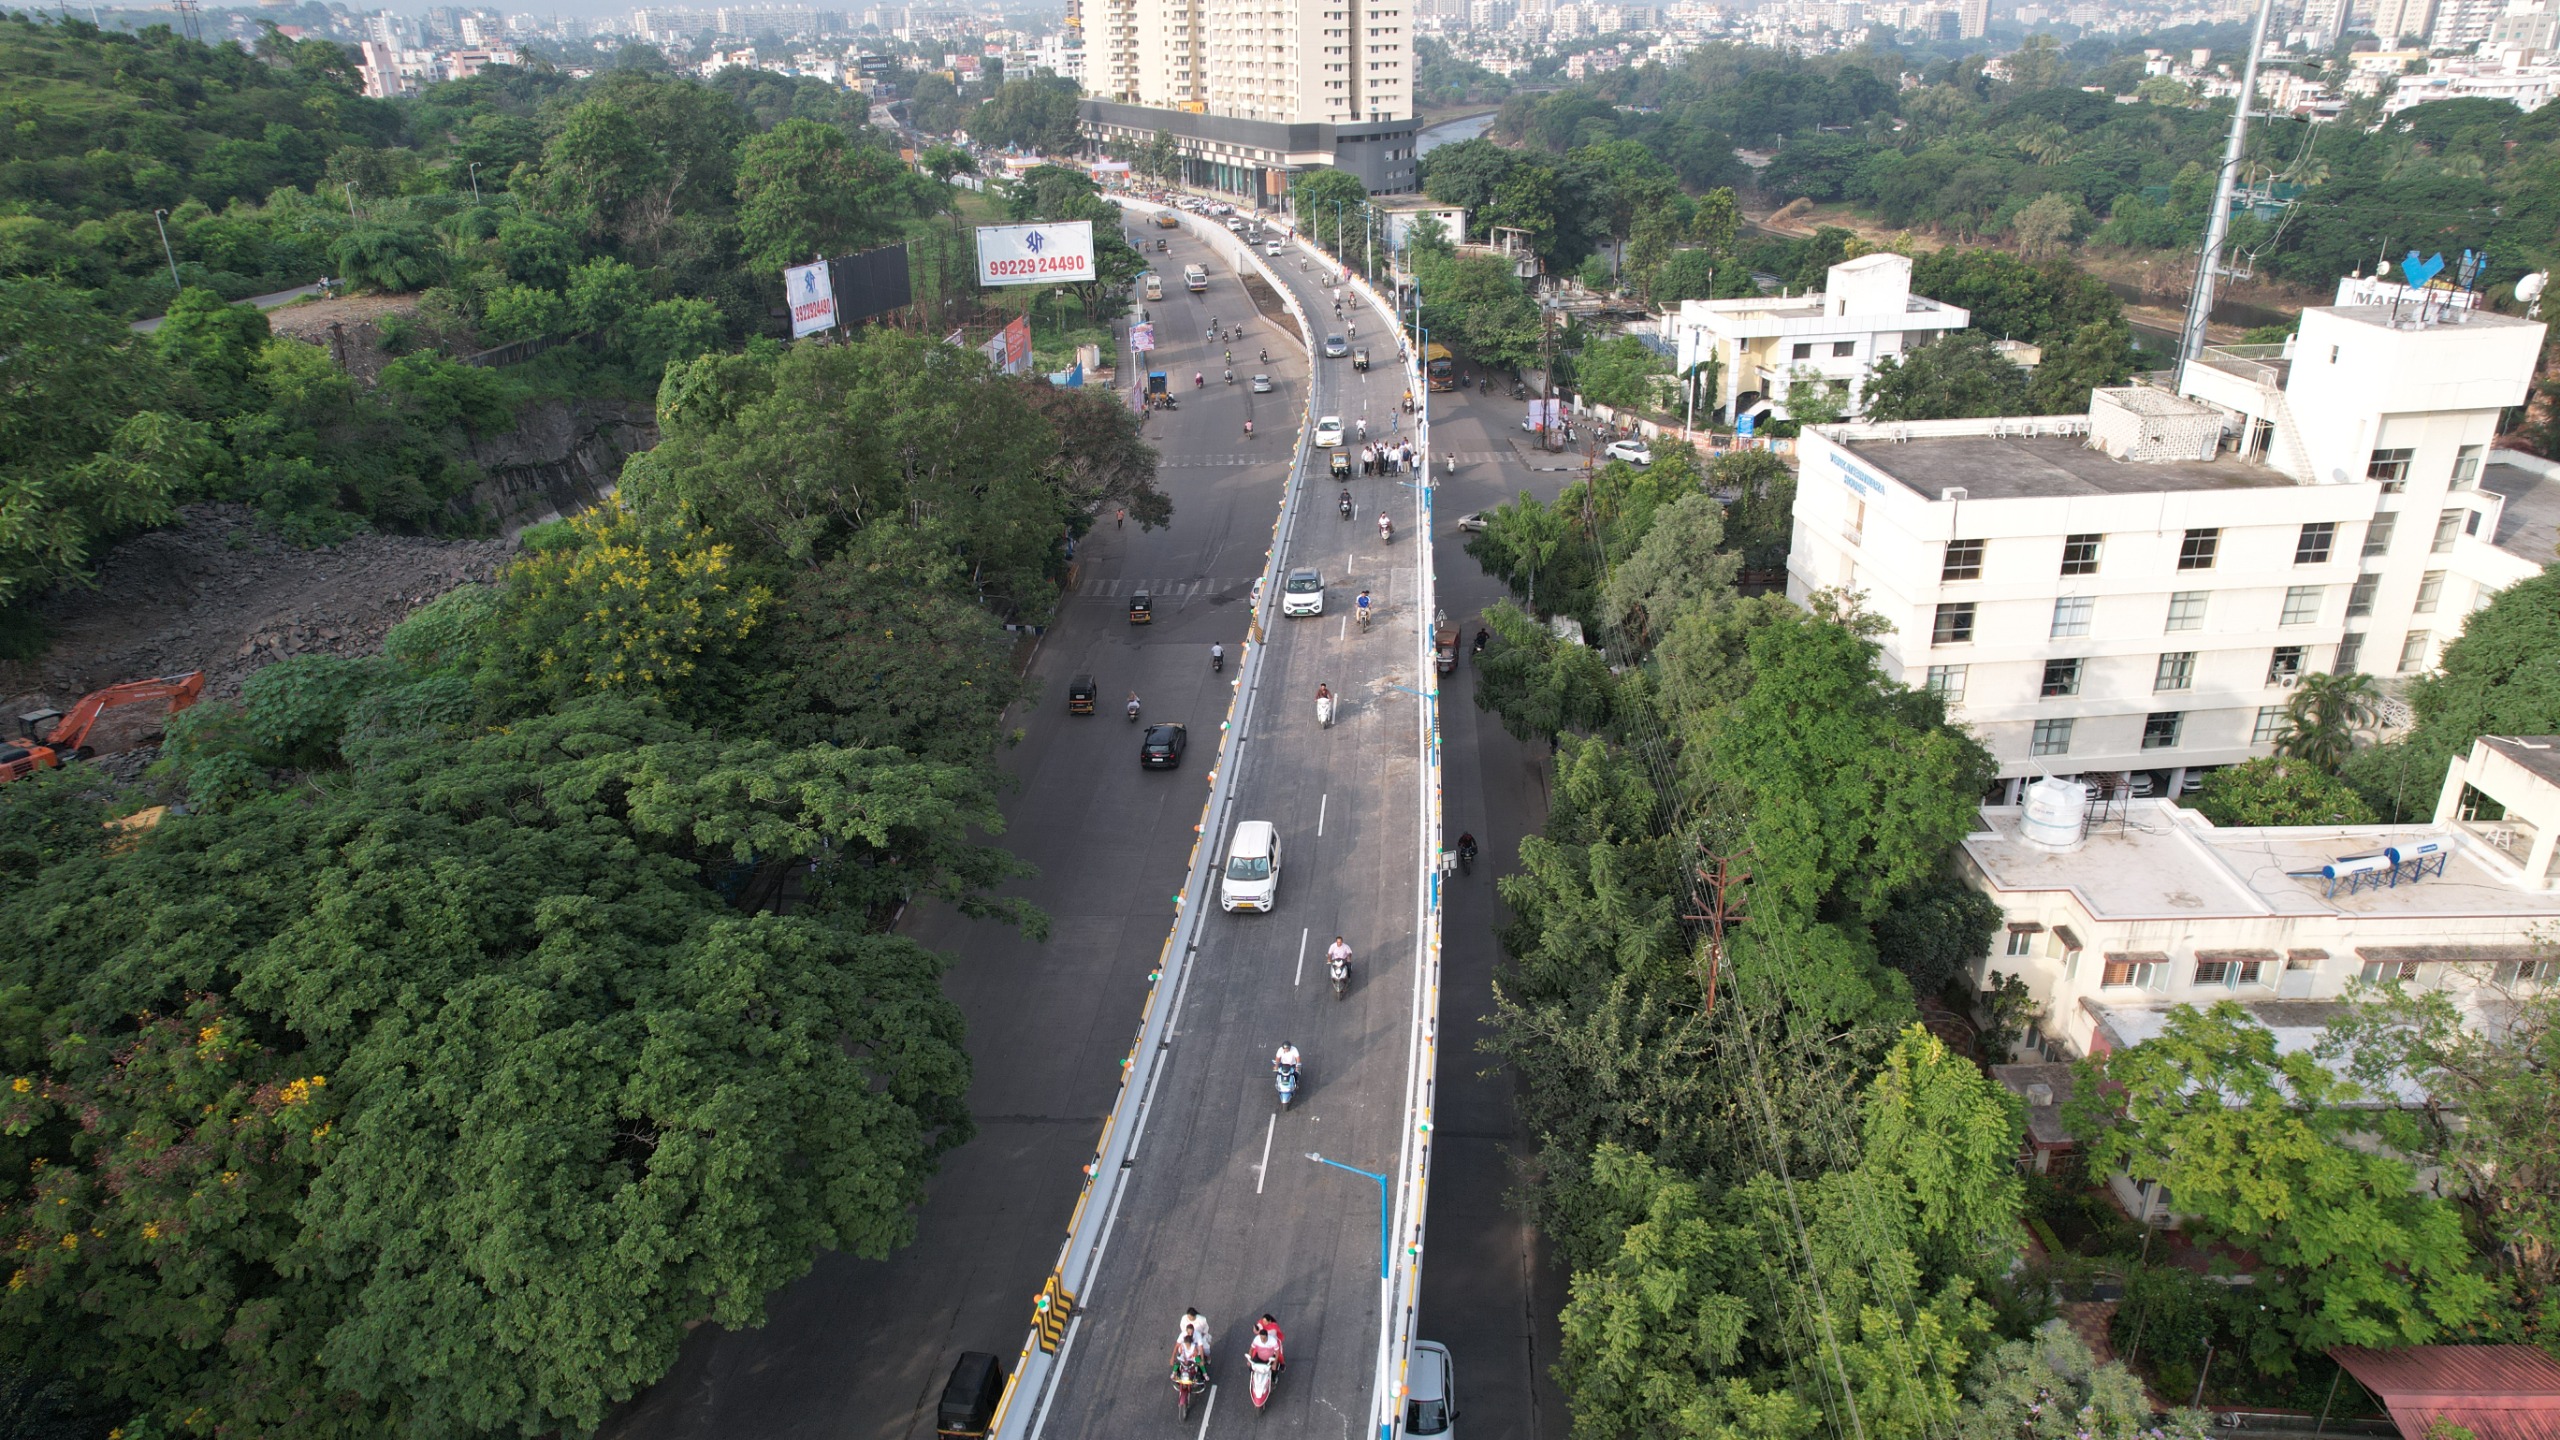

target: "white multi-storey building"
[1963,734,2560,1072]
[1082,0,1417,204]
[1787,279,2551,794]
[1662,253,1971,426]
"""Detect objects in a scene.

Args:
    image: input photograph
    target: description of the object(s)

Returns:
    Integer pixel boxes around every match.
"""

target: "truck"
[1425,342,1455,391]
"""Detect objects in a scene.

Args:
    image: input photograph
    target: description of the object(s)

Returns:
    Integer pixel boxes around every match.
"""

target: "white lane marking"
[1255,1114,1275,1194]
[1317,794,1328,837]
[1295,927,1309,986]
[1336,614,1346,642]
[1197,1382,1219,1436]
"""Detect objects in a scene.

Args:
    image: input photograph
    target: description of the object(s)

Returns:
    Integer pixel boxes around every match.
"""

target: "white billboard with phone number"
[975,221,1096,286]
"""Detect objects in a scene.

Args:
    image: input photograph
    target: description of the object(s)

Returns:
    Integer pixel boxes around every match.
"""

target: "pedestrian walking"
[1116,507,1126,529]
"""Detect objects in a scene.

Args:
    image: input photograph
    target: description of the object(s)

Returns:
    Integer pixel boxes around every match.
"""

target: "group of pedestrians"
[1358,440,1415,478]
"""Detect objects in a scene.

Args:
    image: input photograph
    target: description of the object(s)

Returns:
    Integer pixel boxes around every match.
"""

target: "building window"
[2346,575,2379,617]
[2367,446,2414,488]
[2102,955,2155,987]
[2295,522,2336,564]
[1832,339,1855,357]
[2268,646,2306,684]
[2452,444,2483,489]
[2398,630,2432,673]
[2363,512,2397,557]
[2414,571,2445,614]
[2238,958,2267,985]
[2155,652,2195,691]
[2051,596,2094,638]
[2060,532,2102,576]
[2142,711,2183,749]
[1925,664,1968,703]
[2280,585,2324,627]
[2467,510,2483,537]
[2005,928,2036,957]
[1843,496,1865,545]
[2030,718,2074,756]
[2177,528,2220,570]
[1791,341,1812,360]
[2164,590,2207,632]
[2193,958,2231,986]
[1932,603,1976,645]
[2041,658,2084,697]
[2252,705,2285,743]
[2360,958,2424,984]
[1941,539,1984,581]
[2494,958,2549,985]
[2433,509,2463,553]
[2335,632,2365,673]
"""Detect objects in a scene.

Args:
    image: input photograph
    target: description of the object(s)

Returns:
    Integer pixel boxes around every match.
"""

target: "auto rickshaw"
[935,1352,1005,1439]
[1067,673,1098,714]
[1433,610,1458,672]
[1353,347,1371,371]
[1329,450,1352,480]
[1130,589,1153,624]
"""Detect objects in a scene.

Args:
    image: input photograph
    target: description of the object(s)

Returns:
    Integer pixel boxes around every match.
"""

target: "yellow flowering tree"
[478,500,771,715]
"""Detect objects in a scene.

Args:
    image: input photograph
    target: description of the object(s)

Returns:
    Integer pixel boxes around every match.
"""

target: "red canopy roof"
[2332,1346,2560,1440]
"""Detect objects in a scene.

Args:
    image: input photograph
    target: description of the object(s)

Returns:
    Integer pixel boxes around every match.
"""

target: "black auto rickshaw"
[935,1352,1006,1439]
[1329,450,1352,480]
[1157,237,1170,252]
[1067,673,1097,714]
[1130,589,1153,624]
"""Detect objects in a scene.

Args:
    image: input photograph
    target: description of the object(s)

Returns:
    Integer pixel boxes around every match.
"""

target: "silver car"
[1406,1342,1457,1437]
[1323,335,1349,358]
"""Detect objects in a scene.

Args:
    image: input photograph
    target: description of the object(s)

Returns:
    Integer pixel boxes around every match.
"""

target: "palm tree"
[2274,671,2383,771]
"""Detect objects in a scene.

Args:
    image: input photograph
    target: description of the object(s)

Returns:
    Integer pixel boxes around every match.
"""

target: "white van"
[1184,263,1209,292]
[1219,820,1282,912]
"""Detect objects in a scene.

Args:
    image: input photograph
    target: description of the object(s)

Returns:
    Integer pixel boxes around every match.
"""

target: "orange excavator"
[1,672,205,784]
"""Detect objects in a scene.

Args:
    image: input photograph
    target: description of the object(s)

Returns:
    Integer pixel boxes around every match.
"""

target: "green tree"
[1141,129,1179,182]
[151,285,273,414]
[1292,167,1371,251]
[1576,334,1668,411]
[2067,1002,2497,1370]
[2023,319,2138,413]
[0,278,207,617]
[2193,756,2379,826]
[1957,1322,2213,1439]
[2274,670,2384,770]
[733,118,921,272]
[1601,492,1740,651]
[525,74,746,261]
[1714,449,1795,574]
[477,281,570,345]
[1859,333,2032,422]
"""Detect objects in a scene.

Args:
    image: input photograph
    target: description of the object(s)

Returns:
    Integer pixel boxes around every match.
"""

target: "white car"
[1218,819,1281,912]
[1282,566,1324,616]
[1252,374,1273,393]
[1314,415,1344,447]
[1406,1342,1458,1437]
[1605,439,1653,466]
[1265,239,1285,256]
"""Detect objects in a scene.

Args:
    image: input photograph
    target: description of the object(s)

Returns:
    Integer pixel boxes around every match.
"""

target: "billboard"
[975,221,1096,286]
[785,260,837,337]
[829,243,912,324]
[1129,322,1154,352]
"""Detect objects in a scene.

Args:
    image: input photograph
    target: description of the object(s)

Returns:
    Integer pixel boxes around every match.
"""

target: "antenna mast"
[2180,0,2281,361]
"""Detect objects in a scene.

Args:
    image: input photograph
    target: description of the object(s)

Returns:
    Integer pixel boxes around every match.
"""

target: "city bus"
[1425,343,1455,392]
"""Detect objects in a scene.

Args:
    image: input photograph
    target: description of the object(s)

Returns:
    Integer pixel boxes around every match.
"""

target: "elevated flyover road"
[1006,208,1434,1437]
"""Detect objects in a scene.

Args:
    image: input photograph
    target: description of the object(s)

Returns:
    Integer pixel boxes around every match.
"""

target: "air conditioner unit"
[2275,674,2301,688]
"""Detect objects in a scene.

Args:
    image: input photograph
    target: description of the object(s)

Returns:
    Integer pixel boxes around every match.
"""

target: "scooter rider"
[1176,1307,1214,1370]
[1339,488,1353,518]
[1272,1042,1301,1080]
[1378,511,1393,541]
[1211,641,1225,671]
[1325,935,1352,979]
[1251,1315,1287,1373]
[1355,589,1373,624]
[1127,691,1142,721]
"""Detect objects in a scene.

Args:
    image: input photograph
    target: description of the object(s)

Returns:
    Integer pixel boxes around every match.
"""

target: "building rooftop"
[1837,430,2293,502]
[1963,800,2560,924]
[1989,1062,2078,1147]
[2482,735,2560,791]
[2482,456,2560,567]
[2325,302,2545,336]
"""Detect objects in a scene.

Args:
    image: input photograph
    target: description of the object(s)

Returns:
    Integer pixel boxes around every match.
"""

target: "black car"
[1140,723,1188,768]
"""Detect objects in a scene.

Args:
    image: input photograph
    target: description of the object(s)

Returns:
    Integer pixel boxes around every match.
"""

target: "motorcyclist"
[1458,831,1479,865]
[1259,347,1269,362]
[1194,371,1204,388]
[1173,1338,1208,1387]
[1356,417,1369,441]
[1325,935,1352,975]
[1244,418,1254,437]
[1315,682,1333,705]
[1210,642,1225,670]
[1176,1307,1214,1367]
[1272,1043,1300,1079]
[1355,589,1373,624]
[1127,692,1142,720]
[1378,511,1392,541]
[1250,1315,1287,1373]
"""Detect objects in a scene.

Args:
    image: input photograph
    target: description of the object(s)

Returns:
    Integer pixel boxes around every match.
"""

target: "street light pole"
[342,182,360,220]
[468,162,482,203]
[151,208,181,293]
[1306,1152,1389,1279]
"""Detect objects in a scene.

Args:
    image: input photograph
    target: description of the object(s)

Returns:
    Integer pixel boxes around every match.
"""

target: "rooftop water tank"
[2019,776,2089,851]
[2386,840,2445,867]
[2324,853,2392,880]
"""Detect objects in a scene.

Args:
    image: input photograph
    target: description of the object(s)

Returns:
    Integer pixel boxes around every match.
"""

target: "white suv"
[1282,567,1324,616]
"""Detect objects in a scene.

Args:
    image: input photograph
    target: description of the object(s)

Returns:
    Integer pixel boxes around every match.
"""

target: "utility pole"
[2180,0,2280,361]
[151,208,181,293]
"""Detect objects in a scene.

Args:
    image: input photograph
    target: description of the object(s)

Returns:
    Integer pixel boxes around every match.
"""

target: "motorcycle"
[1472,629,1488,658]
[1194,372,1204,388]
[1244,419,1254,438]
[1356,601,1372,630]
[1247,1351,1279,1411]
[1329,953,1350,999]
[1316,692,1334,728]
[1211,647,1225,674]
[1338,493,1353,520]
[1127,697,1142,723]
[1258,347,1268,363]
[1511,382,1528,400]
[1174,1359,1206,1420]
[1458,837,1478,875]
[1378,515,1393,544]
[1224,369,1234,384]
[1274,1062,1299,1110]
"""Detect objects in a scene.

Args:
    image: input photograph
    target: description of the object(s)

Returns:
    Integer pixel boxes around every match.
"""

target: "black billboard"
[828,243,913,325]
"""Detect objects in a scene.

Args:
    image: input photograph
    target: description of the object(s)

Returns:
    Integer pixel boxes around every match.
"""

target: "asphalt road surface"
[608,209,1586,1440]
[609,216,1336,1440]
[1025,223,1424,1436]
